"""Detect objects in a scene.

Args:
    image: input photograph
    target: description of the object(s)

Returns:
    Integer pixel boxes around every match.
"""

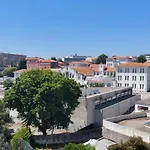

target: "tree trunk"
[38,126,47,135]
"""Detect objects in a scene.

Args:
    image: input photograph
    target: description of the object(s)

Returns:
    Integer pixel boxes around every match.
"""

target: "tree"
[64,143,95,150]
[108,136,149,150]
[3,79,13,90]
[51,57,57,61]
[0,100,12,134]
[136,55,146,63]
[11,127,33,150]
[4,69,81,135]
[58,58,63,62]
[18,59,27,70]
[0,134,10,150]
[95,54,108,64]
[3,67,16,77]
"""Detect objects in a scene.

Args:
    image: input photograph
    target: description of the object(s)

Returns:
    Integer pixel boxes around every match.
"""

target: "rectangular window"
[142,84,144,89]
[135,68,137,73]
[135,76,136,81]
[132,76,134,81]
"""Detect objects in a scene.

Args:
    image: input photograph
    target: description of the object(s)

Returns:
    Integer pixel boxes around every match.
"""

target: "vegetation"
[4,69,81,135]
[0,72,3,77]
[0,100,12,134]
[18,58,27,70]
[3,79,13,90]
[136,55,146,63]
[64,143,95,150]
[0,134,10,150]
[51,57,57,61]
[95,54,108,64]
[108,136,150,150]
[3,67,16,77]
[90,83,105,87]
[11,127,32,150]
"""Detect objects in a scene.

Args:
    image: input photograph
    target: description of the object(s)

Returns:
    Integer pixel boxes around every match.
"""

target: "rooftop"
[136,98,150,106]
[117,62,150,68]
[118,117,150,133]
[73,67,93,76]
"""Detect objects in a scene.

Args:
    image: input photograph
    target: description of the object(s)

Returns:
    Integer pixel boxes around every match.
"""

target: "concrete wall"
[103,113,150,143]
[94,95,140,125]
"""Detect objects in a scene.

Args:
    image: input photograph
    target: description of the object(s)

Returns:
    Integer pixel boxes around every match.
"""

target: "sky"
[0,0,150,58]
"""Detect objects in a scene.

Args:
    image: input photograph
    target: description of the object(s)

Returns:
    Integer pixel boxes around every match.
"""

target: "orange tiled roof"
[90,64,99,72]
[104,66,116,72]
[58,61,65,65]
[145,60,150,64]
[111,56,128,59]
[26,57,43,61]
[72,67,93,76]
[117,62,150,68]
[38,59,57,63]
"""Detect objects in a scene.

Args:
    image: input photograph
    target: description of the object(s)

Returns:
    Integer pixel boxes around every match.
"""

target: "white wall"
[116,67,150,93]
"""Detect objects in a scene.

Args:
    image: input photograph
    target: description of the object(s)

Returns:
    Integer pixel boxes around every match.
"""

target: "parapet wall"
[103,112,150,143]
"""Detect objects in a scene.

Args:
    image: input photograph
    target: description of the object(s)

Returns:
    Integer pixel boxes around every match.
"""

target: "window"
[140,84,144,89]
[132,84,136,89]
[140,76,144,81]
[132,76,134,81]
[132,68,137,73]
[118,68,122,73]
[140,68,145,73]
[118,76,122,81]
[125,76,129,81]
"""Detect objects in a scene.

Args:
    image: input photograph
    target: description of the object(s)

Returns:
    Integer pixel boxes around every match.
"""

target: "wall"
[33,128,101,146]
[116,67,149,93]
[103,112,150,143]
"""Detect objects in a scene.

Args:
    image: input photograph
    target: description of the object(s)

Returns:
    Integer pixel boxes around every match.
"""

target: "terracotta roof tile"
[117,62,150,68]
[69,60,90,65]
[72,67,93,76]
[105,66,116,72]
[90,64,99,72]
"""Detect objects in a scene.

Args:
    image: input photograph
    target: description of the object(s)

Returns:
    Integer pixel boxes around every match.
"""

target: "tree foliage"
[18,59,27,70]
[136,55,146,63]
[108,136,150,150]
[3,67,16,77]
[0,134,10,150]
[51,57,57,61]
[4,69,81,135]
[11,127,32,150]
[95,54,108,64]
[64,143,95,150]
[0,100,12,134]
[3,79,13,90]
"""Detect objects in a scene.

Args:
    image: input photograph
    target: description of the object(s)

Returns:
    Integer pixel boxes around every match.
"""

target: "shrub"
[11,127,32,150]
[64,143,95,150]
[108,136,149,150]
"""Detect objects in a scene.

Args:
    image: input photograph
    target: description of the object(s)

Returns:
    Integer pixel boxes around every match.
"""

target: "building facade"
[62,54,89,62]
[26,57,58,69]
[116,62,150,93]
[106,56,136,68]
[0,52,26,67]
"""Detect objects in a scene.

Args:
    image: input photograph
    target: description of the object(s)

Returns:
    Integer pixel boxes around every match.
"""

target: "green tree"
[3,67,16,77]
[64,143,95,150]
[0,134,10,150]
[3,79,13,90]
[0,100,12,134]
[11,127,32,150]
[136,55,147,63]
[4,69,81,135]
[51,57,57,61]
[18,58,27,70]
[108,136,149,150]
[95,54,108,64]
[58,58,63,62]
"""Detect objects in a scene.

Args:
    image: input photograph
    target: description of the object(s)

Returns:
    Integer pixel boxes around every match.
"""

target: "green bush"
[11,127,32,150]
[108,136,149,150]
[64,143,95,150]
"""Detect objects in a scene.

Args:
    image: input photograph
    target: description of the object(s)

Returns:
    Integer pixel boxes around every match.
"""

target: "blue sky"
[0,0,150,58]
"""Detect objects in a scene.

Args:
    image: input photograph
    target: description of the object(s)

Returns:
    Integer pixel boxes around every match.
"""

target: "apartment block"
[116,62,150,93]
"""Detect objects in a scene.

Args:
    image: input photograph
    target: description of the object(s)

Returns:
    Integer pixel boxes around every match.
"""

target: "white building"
[106,56,136,68]
[116,62,150,93]
[60,66,93,85]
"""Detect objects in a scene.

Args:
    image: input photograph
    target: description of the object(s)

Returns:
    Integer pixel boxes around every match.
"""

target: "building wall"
[116,67,150,93]
[103,113,150,143]
[94,95,139,126]
[0,53,26,67]
[60,67,85,85]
